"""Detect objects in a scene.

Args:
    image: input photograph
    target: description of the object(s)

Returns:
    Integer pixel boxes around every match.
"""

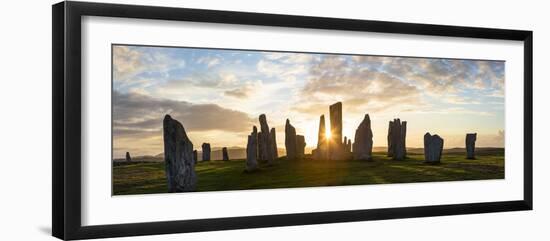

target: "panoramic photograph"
[112,44,505,195]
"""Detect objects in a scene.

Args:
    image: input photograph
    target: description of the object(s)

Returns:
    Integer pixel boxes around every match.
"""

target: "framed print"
[52,1,533,240]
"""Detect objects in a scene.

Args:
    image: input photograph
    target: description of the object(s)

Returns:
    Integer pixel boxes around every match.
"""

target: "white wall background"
[0,0,547,240]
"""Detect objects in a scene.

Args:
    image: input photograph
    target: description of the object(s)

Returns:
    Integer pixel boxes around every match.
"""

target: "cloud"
[351,56,505,96]
[256,56,309,82]
[113,91,254,138]
[294,55,504,117]
[113,46,143,80]
[112,45,185,83]
[264,52,314,64]
[296,55,422,115]
[223,81,262,99]
[197,56,221,68]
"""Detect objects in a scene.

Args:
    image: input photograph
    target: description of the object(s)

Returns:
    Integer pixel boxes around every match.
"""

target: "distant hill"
[114,147,504,162]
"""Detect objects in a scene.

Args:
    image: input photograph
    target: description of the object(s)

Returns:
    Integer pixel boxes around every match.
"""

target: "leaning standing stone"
[163,115,197,192]
[222,147,229,161]
[202,143,211,161]
[193,150,198,164]
[424,132,444,163]
[466,133,477,159]
[246,126,259,171]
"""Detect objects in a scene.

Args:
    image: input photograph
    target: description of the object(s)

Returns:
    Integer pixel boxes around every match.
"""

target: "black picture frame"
[52,1,533,240]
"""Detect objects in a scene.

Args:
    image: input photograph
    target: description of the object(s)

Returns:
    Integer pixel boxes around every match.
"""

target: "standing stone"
[246,126,259,171]
[387,119,407,160]
[163,115,196,192]
[353,114,373,161]
[222,147,229,161]
[201,143,211,161]
[125,152,132,162]
[193,150,198,164]
[258,131,266,162]
[258,114,276,164]
[270,128,278,159]
[313,115,328,160]
[343,136,352,153]
[424,133,444,163]
[329,102,344,160]
[387,121,393,157]
[285,119,297,160]
[296,135,306,160]
[466,133,477,159]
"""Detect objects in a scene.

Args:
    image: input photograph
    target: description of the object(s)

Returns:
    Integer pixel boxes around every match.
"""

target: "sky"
[112,44,505,158]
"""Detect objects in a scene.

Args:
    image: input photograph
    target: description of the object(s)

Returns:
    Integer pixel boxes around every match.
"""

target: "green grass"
[113,150,504,195]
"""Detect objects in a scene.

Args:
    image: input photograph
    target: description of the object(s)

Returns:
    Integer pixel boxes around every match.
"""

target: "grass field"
[113,149,504,195]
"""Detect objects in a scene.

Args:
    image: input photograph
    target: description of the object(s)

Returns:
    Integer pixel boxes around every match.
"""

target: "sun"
[325,129,332,140]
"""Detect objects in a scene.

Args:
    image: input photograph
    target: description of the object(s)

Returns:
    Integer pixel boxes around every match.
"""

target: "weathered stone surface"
[424,133,444,163]
[346,139,352,153]
[466,133,477,159]
[387,118,407,160]
[258,131,266,162]
[258,114,276,164]
[201,143,211,161]
[296,135,306,160]
[163,115,196,192]
[285,119,297,160]
[353,114,373,161]
[313,115,328,160]
[270,128,278,159]
[193,150,198,164]
[246,126,259,171]
[329,102,345,160]
[222,147,229,161]
[125,152,132,162]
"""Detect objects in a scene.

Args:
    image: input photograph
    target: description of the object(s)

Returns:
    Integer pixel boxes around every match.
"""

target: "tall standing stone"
[246,126,259,171]
[258,131,266,162]
[466,133,477,159]
[353,114,373,161]
[259,114,276,164]
[387,118,407,160]
[424,133,444,163]
[296,135,306,160]
[270,128,278,159]
[193,150,198,164]
[347,139,352,153]
[285,119,297,160]
[163,115,196,192]
[222,147,229,161]
[329,102,344,160]
[201,143,211,162]
[313,115,328,160]
[125,151,132,162]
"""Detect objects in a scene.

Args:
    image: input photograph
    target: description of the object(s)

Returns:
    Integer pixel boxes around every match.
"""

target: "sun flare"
[325,129,332,140]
